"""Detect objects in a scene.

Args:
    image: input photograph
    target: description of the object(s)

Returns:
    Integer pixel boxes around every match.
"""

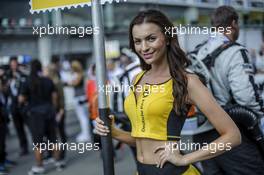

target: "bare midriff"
[136,138,179,164]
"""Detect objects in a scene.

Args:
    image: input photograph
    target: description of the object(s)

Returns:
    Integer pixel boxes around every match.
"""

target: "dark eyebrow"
[133,37,141,41]
[134,33,157,40]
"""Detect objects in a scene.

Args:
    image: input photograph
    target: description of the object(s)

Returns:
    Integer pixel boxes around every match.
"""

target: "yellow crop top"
[124,71,187,141]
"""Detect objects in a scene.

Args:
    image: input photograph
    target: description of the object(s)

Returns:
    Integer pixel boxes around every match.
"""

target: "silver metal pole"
[92,0,107,107]
[92,0,115,175]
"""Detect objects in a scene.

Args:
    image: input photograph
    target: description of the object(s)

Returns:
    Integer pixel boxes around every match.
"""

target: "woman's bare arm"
[182,74,241,164]
[95,116,136,147]
[112,127,136,147]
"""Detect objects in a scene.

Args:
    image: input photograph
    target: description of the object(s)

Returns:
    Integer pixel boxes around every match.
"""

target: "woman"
[46,64,67,167]
[19,60,60,174]
[67,60,91,142]
[95,10,241,175]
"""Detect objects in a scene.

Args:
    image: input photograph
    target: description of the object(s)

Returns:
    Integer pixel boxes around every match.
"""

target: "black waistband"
[137,161,189,175]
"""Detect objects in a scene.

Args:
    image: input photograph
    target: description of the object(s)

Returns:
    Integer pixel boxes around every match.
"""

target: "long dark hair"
[129,9,191,115]
[29,59,42,95]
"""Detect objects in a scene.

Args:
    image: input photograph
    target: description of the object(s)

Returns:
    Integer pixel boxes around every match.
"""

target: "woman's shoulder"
[185,72,206,104]
[185,72,202,90]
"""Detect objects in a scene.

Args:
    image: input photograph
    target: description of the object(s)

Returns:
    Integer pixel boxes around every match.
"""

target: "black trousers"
[11,106,28,152]
[0,120,6,164]
[201,130,264,175]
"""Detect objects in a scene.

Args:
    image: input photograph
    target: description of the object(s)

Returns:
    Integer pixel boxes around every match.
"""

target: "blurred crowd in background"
[0,49,143,174]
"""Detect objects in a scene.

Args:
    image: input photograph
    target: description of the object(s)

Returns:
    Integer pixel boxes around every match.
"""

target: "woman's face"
[132,23,167,65]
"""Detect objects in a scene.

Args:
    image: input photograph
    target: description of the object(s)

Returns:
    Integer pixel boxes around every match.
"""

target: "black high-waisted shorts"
[137,161,189,175]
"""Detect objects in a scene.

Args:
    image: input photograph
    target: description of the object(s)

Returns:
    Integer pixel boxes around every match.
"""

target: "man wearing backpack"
[192,6,264,175]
